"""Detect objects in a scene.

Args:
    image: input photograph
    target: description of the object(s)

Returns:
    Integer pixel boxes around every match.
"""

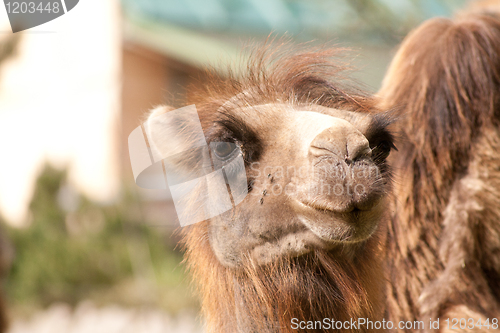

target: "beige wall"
[120,42,207,182]
[121,43,167,182]
[121,43,209,227]
[0,0,121,225]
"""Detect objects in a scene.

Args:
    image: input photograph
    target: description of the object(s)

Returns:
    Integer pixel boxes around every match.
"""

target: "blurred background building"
[0,0,469,228]
[0,0,470,332]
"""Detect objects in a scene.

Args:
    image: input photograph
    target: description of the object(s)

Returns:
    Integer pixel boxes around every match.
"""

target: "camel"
[378,11,500,333]
[142,9,500,333]
[146,46,396,332]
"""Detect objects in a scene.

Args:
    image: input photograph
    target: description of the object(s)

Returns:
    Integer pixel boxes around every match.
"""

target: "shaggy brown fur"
[176,45,393,332]
[378,12,500,332]
[184,222,386,332]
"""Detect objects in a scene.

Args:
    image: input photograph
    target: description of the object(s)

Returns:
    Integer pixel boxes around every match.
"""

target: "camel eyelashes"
[379,140,396,152]
[213,117,262,162]
[372,135,397,152]
[364,113,397,156]
[372,140,396,160]
[214,116,259,144]
[366,120,397,156]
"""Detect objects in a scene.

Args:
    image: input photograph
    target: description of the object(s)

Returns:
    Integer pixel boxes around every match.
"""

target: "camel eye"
[378,141,392,152]
[373,140,396,160]
[213,142,237,159]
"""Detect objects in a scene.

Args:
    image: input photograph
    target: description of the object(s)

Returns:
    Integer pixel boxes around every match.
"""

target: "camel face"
[148,102,395,267]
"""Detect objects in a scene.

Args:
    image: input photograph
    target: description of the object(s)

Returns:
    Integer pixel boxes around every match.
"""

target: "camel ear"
[145,104,212,185]
[146,105,207,163]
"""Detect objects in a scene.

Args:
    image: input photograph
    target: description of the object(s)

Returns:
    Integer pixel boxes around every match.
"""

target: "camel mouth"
[298,200,375,214]
[294,192,382,215]
[292,199,371,222]
[245,200,379,265]
[289,198,383,243]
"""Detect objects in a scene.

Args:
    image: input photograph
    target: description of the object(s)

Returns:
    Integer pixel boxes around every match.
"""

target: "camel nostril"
[345,130,371,162]
[346,143,372,163]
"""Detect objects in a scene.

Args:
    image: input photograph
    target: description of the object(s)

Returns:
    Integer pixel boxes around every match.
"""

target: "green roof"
[123,16,245,75]
[121,0,467,41]
[121,0,467,73]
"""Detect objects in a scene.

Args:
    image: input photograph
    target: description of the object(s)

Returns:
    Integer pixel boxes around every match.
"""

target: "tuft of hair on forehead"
[188,39,379,129]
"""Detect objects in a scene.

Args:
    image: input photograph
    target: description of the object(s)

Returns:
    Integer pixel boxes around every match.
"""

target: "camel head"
[146,47,396,268]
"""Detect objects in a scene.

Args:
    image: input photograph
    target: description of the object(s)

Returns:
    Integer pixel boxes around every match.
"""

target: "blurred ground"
[1,164,202,332]
[8,302,203,333]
